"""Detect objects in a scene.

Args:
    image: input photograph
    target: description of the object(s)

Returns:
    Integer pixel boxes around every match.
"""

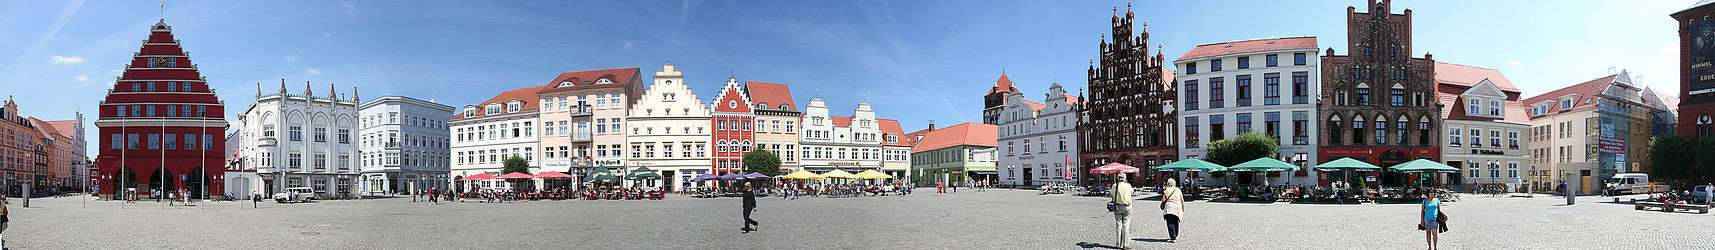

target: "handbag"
[1107,202,1116,212]
[1436,211,1448,232]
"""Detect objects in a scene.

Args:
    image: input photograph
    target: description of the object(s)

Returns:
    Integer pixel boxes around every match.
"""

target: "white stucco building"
[997,81,1081,187]
[1174,37,1321,185]
[1434,63,1529,191]
[236,82,361,198]
[624,63,711,191]
[358,95,454,195]
[798,98,885,173]
[450,84,545,192]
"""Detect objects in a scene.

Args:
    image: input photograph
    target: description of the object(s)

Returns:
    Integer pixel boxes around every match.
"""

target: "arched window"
[1328,115,1343,144]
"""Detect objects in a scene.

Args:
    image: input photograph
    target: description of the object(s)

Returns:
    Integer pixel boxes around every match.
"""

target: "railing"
[568,108,592,116]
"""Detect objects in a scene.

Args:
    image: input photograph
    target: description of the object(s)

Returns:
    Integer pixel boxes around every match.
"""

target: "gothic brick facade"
[1077,6,1176,187]
[1317,0,1441,186]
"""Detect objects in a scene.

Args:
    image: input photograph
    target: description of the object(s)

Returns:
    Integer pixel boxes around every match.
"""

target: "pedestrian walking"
[2,186,9,248]
[1109,174,1134,250]
[740,182,759,233]
[1420,190,1442,250]
[1704,183,1712,205]
[429,187,439,204]
[1160,178,1185,243]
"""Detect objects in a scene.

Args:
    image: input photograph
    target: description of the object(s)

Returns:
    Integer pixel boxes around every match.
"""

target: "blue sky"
[0,0,1697,157]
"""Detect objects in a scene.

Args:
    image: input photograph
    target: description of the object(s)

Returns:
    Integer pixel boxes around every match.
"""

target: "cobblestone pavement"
[4,189,1710,249]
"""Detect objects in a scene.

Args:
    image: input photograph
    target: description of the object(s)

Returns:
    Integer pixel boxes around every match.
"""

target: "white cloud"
[317,32,333,43]
[305,68,322,76]
[623,41,637,51]
[73,75,90,82]
[50,54,85,65]
[1505,59,1520,67]
[285,52,298,63]
[339,1,357,14]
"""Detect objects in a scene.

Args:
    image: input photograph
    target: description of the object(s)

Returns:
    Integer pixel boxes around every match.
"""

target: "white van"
[1606,173,1652,195]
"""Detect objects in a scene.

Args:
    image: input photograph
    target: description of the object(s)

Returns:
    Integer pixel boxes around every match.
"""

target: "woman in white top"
[1160,178,1186,243]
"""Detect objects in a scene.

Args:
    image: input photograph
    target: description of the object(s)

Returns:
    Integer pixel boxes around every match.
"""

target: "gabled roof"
[1522,74,1617,116]
[711,77,754,114]
[1063,94,1081,106]
[43,120,78,138]
[1021,99,1045,112]
[537,67,641,93]
[903,128,931,146]
[986,73,1017,95]
[1640,87,1678,113]
[28,118,68,139]
[878,119,911,147]
[831,116,852,127]
[910,122,997,153]
[1159,70,1176,89]
[1434,62,1518,92]
[745,81,796,111]
[1438,92,1529,124]
[451,84,549,121]
[1174,36,1318,62]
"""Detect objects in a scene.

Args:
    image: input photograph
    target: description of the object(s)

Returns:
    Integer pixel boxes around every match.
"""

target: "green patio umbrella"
[1313,158,1382,172]
[626,166,663,180]
[1387,159,1459,173]
[1153,158,1227,172]
[1227,158,1300,172]
[585,166,621,183]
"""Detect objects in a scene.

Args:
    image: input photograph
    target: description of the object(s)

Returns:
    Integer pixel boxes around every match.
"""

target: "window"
[1374,120,1387,144]
[338,129,350,144]
[263,125,276,138]
[1263,73,1281,105]
[1186,62,1197,74]
[1355,85,1371,106]
[1467,162,1480,179]
[1237,56,1250,69]
[116,106,127,117]
[1490,130,1501,149]
[1184,80,1199,110]
[1468,99,1482,115]
[1507,163,1519,178]
[1396,121,1407,145]
[146,105,156,116]
[1264,112,1280,140]
[1266,54,1278,67]
[128,134,140,149]
[1419,120,1430,146]
[1235,75,1252,107]
[1209,115,1225,142]
[1209,77,1224,108]
[163,134,176,150]
[1351,117,1365,144]
[1211,59,1222,72]
[110,134,122,150]
[507,101,522,112]
[1390,88,1404,107]
[1292,111,1308,145]
[1449,128,1462,147]
[147,134,160,150]
[1489,100,1501,116]
[314,127,327,142]
[1469,129,1482,147]
[289,126,303,141]
[186,134,197,150]
[1329,117,1344,144]
[485,104,501,115]
[1293,53,1307,65]
[1236,113,1253,134]
[1560,97,1573,111]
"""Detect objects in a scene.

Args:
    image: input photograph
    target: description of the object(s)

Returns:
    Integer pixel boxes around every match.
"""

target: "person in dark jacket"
[741,182,759,232]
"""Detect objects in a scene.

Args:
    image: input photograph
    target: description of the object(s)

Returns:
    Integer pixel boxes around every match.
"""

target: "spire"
[279,79,287,95]
[304,80,312,97]
[352,86,359,102]
[329,82,337,100]
[255,82,261,98]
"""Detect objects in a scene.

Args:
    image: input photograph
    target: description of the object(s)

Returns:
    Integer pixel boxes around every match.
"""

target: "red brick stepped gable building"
[94,20,229,199]
[1317,0,1441,187]
[710,76,755,175]
[1078,5,1177,187]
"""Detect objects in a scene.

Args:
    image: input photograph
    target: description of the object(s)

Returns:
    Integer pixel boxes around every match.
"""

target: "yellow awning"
[855,170,892,179]
[821,170,857,179]
[781,170,824,180]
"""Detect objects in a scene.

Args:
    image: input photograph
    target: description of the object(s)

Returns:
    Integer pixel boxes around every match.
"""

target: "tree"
[1650,136,1715,189]
[743,149,783,177]
[502,155,531,190]
[1203,133,1279,166]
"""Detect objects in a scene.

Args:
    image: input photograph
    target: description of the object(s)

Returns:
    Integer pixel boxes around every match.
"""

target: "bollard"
[1563,173,1576,206]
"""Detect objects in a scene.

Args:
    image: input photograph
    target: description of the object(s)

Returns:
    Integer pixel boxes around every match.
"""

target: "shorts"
[1421,219,1438,231]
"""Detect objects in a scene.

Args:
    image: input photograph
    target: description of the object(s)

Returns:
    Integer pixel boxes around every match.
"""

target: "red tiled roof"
[1063,94,1081,106]
[537,67,641,93]
[879,119,912,147]
[831,116,852,127]
[1160,70,1176,90]
[451,84,550,121]
[910,122,997,153]
[1434,62,1518,92]
[903,128,931,146]
[1522,75,1617,117]
[28,118,67,139]
[745,81,797,111]
[1175,36,1318,62]
[1438,92,1529,124]
[987,73,1017,95]
[43,120,78,138]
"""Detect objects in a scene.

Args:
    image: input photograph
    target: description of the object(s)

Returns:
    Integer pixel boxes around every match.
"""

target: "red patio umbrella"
[497,172,534,179]
[464,173,496,180]
[534,172,574,179]
[1089,162,1139,175]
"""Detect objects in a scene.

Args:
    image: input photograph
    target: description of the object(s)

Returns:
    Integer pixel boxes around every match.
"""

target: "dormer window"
[1467,98,1481,115]
[1559,96,1574,111]
[779,104,790,110]
[465,107,475,117]
[558,81,574,87]
[756,102,768,110]
[485,104,502,115]
[1533,104,1548,116]
[507,101,522,113]
[1488,100,1501,116]
[595,78,613,84]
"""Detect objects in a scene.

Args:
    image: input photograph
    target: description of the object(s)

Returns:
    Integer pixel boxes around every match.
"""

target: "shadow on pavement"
[1073,242,1121,249]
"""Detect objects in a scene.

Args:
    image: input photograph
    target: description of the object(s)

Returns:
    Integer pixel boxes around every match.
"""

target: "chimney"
[928,120,936,131]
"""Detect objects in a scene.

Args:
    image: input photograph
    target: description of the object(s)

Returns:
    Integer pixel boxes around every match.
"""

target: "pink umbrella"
[1089,162,1139,175]
[463,173,496,180]
[534,172,574,179]
[497,172,535,179]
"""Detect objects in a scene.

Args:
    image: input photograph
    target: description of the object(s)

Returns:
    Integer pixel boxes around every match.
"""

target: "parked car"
[1691,185,1713,204]
[273,187,316,203]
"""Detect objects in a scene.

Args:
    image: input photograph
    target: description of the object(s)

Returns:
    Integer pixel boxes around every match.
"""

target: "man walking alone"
[1110,174,1134,249]
[741,182,759,233]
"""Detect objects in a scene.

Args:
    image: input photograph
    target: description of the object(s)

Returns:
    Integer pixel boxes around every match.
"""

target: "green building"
[909,122,997,186]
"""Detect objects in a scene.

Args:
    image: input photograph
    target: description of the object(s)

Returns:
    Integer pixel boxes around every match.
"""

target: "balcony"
[568,108,592,117]
[571,134,593,142]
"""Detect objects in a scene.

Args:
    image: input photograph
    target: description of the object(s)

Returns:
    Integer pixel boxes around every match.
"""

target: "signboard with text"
[1691,17,1715,103]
